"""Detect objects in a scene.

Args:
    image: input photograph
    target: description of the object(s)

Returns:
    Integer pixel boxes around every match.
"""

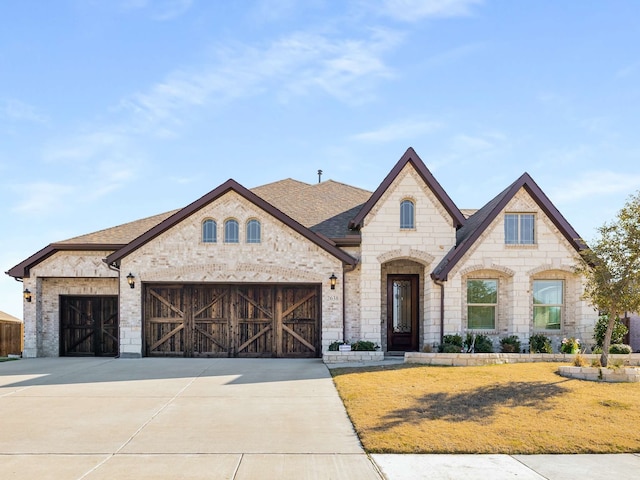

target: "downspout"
[433,277,445,346]
[342,262,358,343]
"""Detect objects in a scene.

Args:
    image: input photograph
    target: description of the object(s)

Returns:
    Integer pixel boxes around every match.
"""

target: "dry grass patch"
[331,362,640,454]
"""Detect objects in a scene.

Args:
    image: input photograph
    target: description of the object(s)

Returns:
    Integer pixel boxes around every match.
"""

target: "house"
[6,148,597,358]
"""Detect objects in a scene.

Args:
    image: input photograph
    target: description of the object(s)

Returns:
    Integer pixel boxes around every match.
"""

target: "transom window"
[224,219,239,243]
[202,219,217,243]
[533,280,563,330]
[246,219,261,243]
[505,213,535,244]
[467,279,498,329]
[400,199,415,229]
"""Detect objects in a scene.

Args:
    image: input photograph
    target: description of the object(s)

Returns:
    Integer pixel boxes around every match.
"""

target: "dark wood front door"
[60,296,118,356]
[387,275,419,351]
[144,284,320,358]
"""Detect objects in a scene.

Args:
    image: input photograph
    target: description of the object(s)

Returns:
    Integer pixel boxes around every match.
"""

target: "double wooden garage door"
[144,284,321,358]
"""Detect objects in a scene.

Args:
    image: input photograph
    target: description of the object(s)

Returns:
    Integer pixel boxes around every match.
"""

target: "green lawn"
[331,362,640,454]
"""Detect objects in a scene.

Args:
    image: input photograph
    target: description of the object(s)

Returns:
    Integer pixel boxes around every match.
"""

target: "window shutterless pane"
[520,214,535,244]
[504,214,518,244]
[400,200,414,229]
[202,220,217,243]
[467,279,497,304]
[468,306,496,329]
[224,220,239,243]
[533,306,562,330]
[246,219,261,243]
[533,280,563,304]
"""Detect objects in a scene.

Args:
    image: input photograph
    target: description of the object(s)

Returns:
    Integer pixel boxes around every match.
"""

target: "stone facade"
[11,148,599,358]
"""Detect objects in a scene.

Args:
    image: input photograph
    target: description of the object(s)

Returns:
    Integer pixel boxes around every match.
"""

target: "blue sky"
[2,0,640,319]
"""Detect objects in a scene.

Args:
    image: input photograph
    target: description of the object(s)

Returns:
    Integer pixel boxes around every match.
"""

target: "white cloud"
[550,171,640,203]
[1,99,48,124]
[352,119,442,142]
[43,131,129,164]
[370,0,483,22]
[120,29,401,130]
[11,182,75,215]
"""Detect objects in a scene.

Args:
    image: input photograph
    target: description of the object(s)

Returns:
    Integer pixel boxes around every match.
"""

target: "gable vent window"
[400,200,415,229]
[224,219,239,243]
[202,219,217,243]
[505,213,535,244]
[246,219,261,243]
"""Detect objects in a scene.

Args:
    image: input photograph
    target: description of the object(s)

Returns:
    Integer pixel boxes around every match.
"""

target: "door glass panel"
[392,280,412,333]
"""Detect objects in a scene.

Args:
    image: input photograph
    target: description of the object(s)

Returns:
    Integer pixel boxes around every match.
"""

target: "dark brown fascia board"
[6,243,124,279]
[349,147,466,230]
[431,172,588,281]
[332,236,361,247]
[105,179,357,267]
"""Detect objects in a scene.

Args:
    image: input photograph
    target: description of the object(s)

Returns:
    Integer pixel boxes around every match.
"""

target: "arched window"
[246,219,261,243]
[202,219,217,243]
[224,219,239,243]
[400,200,415,229]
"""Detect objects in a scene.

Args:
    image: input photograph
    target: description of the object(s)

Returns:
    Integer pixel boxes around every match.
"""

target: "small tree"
[575,191,640,367]
[593,314,628,348]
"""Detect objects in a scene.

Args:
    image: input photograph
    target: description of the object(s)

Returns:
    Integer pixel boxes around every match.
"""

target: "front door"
[387,275,418,351]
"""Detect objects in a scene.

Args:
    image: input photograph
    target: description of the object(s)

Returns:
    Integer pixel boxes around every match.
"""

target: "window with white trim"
[533,279,563,330]
[224,219,239,243]
[400,200,415,229]
[505,213,535,244]
[467,279,498,329]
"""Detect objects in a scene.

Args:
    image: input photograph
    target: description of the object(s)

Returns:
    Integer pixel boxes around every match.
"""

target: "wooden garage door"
[60,296,118,356]
[144,284,320,358]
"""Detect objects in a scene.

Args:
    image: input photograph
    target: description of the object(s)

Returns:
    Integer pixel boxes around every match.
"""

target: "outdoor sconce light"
[329,273,337,290]
[23,289,32,302]
[126,272,135,289]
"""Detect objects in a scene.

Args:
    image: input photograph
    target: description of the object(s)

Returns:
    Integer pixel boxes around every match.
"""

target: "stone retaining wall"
[558,366,640,383]
[323,351,385,363]
[405,352,640,367]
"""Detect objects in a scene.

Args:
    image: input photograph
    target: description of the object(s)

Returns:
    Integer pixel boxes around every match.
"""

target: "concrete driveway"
[0,358,382,479]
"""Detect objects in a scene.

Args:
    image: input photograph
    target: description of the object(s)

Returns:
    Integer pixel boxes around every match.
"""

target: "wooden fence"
[0,321,23,356]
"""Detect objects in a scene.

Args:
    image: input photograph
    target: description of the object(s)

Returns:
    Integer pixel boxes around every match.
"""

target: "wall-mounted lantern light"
[329,273,337,290]
[23,289,32,302]
[126,272,135,289]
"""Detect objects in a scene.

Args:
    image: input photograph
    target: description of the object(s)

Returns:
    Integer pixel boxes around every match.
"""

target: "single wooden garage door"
[60,296,118,356]
[144,284,320,358]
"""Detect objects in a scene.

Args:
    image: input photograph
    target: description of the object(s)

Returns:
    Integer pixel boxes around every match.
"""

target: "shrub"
[591,357,602,367]
[351,340,378,351]
[443,334,463,347]
[500,335,521,353]
[593,314,628,348]
[530,333,552,354]
[609,344,632,355]
[573,353,587,367]
[438,334,463,352]
[441,343,462,353]
[465,333,494,353]
[328,341,343,351]
[560,337,581,354]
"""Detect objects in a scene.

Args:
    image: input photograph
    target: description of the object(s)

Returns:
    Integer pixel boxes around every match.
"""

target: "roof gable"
[105,179,357,266]
[349,147,465,229]
[432,172,588,281]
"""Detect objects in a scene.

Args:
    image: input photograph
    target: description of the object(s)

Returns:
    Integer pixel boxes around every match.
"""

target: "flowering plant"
[560,337,581,354]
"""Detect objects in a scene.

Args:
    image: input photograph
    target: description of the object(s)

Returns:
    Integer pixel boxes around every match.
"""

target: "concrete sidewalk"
[0,357,381,479]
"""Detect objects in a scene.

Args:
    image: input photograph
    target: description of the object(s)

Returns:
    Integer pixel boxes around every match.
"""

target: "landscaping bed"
[331,362,640,454]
